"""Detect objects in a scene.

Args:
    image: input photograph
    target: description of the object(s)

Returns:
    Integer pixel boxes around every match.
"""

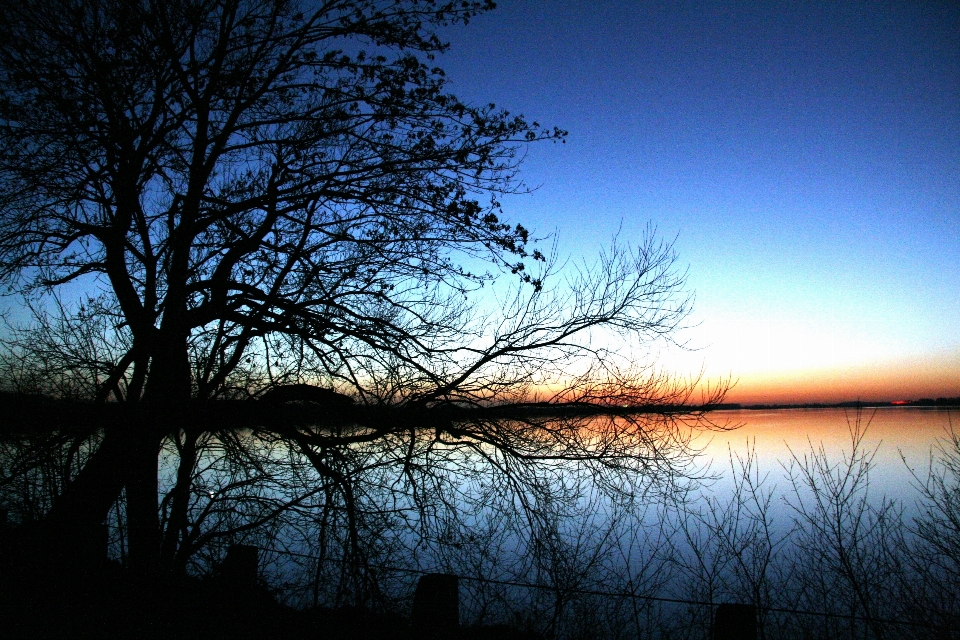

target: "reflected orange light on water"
[692,407,957,500]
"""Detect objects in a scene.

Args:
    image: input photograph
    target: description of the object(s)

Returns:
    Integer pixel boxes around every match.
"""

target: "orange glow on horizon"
[508,351,959,407]
[712,352,960,405]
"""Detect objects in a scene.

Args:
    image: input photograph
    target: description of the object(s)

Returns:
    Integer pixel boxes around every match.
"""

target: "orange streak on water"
[693,407,957,499]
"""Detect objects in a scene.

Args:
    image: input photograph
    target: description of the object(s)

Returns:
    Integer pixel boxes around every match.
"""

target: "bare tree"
[902,419,960,632]
[0,0,722,603]
[780,410,905,639]
[666,443,789,638]
[0,293,132,401]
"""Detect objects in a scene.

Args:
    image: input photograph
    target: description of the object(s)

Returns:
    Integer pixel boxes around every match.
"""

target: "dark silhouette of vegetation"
[0,0,725,635]
[715,399,960,411]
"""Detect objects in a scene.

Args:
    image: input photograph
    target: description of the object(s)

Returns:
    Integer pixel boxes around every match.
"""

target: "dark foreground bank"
[0,531,538,640]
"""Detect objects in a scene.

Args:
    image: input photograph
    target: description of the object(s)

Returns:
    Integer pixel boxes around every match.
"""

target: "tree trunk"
[143,328,193,402]
[124,417,161,575]
[160,428,199,571]
[43,410,163,571]
[44,326,190,579]
[128,327,191,574]
[46,422,133,532]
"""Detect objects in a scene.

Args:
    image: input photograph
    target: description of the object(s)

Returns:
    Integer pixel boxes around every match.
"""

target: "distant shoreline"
[709,398,960,412]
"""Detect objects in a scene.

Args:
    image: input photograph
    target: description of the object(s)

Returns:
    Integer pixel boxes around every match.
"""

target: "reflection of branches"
[904,416,960,631]
[157,429,330,576]
[287,412,698,595]
[911,419,960,578]
[0,397,102,525]
[783,410,901,639]
[139,404,712,612]
[667,442,790,638]
[7,398,960,637]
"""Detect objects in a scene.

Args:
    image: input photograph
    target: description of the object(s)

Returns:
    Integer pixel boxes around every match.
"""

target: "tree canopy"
[0,0,573,404]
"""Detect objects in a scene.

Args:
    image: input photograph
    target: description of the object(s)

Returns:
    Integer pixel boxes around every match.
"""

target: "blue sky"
[437,1,960,402]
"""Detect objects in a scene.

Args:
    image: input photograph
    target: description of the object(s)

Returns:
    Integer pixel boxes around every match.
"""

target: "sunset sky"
[439,1,960,404]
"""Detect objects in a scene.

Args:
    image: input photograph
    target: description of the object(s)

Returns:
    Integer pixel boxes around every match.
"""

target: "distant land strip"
[0,392,957,438]
[710,398,960,411]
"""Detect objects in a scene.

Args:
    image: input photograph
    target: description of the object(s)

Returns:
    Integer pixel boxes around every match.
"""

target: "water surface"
[695,406,956,505]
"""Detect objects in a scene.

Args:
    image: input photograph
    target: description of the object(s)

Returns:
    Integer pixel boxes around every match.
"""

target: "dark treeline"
[711,399,960,411]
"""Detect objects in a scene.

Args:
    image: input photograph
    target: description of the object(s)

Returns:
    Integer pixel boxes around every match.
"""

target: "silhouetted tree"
[0,0,717,591]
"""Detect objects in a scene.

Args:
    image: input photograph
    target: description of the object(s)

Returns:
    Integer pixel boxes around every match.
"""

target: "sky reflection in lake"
[693,407,956,507]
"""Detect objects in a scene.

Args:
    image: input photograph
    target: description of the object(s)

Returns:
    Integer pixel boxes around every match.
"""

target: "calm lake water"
[694,406,957,506]
[144,404,959,626]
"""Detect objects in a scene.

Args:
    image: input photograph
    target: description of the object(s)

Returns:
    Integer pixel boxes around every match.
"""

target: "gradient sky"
[437,1,960,404]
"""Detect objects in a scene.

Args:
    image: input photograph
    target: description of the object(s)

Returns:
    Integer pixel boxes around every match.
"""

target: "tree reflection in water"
[2,403,958,638]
